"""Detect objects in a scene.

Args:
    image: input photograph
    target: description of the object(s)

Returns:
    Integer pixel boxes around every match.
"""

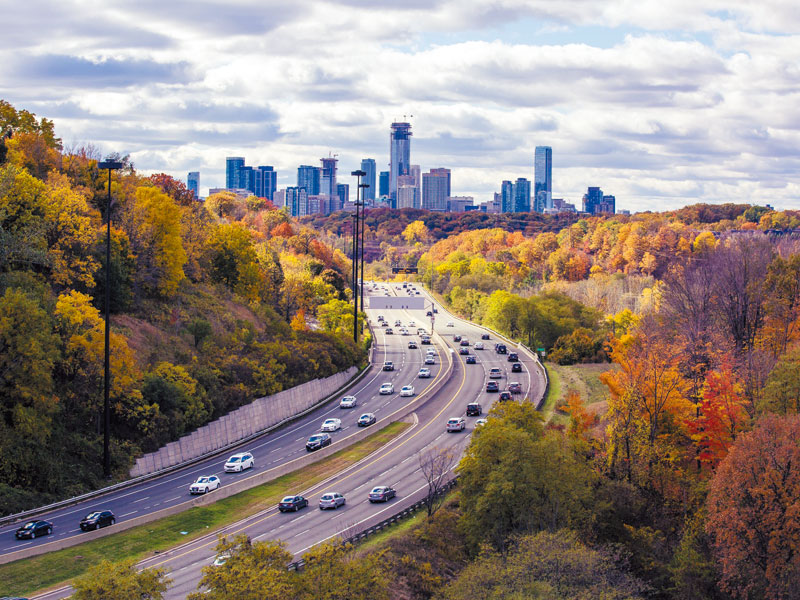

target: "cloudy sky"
[2,0,799,211]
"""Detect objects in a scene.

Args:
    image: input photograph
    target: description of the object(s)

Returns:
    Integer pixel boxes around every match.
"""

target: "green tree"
[0,163,48,274]
[72,559,170,600]
[206,222,262,301]
[758,349,800,415]
[296,542,390,600]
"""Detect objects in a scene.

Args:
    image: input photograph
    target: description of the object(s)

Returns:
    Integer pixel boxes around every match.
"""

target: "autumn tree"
[418,445,457,516]
[149,172,196,206]
[758,348,800,415]
[706,414,800,599]
[0,163,49,274]
[402,219,429,244]
[72,559,170,600]
[206,222,262,301]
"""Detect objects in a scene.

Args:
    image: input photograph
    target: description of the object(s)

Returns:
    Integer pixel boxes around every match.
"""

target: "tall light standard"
[359,181,369,311]
[98,159,123,479]
[351,170,366,343]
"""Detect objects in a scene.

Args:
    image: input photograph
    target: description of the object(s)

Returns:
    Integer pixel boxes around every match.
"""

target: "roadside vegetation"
[0,100,368,514]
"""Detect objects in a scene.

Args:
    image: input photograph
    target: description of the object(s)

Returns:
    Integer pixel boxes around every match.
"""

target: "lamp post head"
[351,170,367,177]
[99,160,124,170]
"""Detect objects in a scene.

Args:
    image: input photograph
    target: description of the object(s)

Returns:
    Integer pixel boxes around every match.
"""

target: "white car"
[319,492,346,510]
[474,342,484,350]
[400,385,415,397]
[213,552,231,567]
[224,452,254,472]
[425,355,435,365]
[446,321,454,327]
[475,418,488,427]
[418,367,431,378]
[339,396,357,408]
[408,322,416,328]
[189,475,221,494]
[446,417,466,432]
[379,383,394,395]
[321,418,342,432]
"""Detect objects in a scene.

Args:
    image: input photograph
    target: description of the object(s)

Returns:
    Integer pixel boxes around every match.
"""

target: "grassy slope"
[542,362,616,425]
[1,421,410,598]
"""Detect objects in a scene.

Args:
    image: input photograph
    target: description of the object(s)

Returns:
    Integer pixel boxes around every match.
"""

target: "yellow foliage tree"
[402,220,429,244]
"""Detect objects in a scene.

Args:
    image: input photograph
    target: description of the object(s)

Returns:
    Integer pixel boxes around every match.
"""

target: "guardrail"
[0,330,456,565]
[287,477,459,571]
[0,361,373,529]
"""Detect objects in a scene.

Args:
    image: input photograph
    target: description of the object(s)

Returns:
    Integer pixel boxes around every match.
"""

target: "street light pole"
[98,159,123,479]
[359,182,369,312]
[350,170,366,343]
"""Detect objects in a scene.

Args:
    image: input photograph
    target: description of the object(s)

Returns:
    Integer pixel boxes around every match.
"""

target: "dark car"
[453,334,461,342]
[459,347,470,355]
[278,495,308,512]
[421,336,431,344]
[15,520,52,540]
[408,341,417,349]
[511,362,523,373]
[507,352,519,362]
[383,361,394,371]
[509,382,522,394]
[369,486,397,503]
[486,381,499,392]
[460,339,469,346]
[433,307,438,313]
[466,403,482,416]
[496,344,507,354]
[80,510,115,531]
[481,333,490,340]
[466,355,476,364]
[426,311,432,317]
[499,391,512,402]
[306,433,332,451]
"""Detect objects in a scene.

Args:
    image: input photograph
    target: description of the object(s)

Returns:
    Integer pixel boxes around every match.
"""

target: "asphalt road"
[26,282,545,599]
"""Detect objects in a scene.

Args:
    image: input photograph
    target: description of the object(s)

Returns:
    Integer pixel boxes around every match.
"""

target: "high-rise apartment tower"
[389,122,412,202]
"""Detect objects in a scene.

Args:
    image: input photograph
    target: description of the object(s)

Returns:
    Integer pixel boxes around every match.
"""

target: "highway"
[22,282,546,599]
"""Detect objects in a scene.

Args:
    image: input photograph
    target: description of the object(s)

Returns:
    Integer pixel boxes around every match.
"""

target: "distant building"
[320,156,338,203]
[534,146,552,212]
[360,158,376,203]
[273,189,285,209]
[549,198,576,213]
[513,178,531,213]
[187,171,199,199]
[422,168,450,211]
[582,187,616,214]
[485,193,502,214]
[297,165,321,196]
[237,165,255,194]
[254,166,276,200]
[337,183,349,207]
[285,186,308,217]
[500,180,514,213]
[397,174,418,209]
[226,157,244,189]
[447,196,474,212]
[389,122,412,202]
[379,171,389,197]
[410,164,421,190]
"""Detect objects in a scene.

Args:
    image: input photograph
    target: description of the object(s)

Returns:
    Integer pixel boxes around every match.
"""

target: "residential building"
[582,187,615,214]
[513,178,531,212]
[337,183,349,207]
[285,186,308,217]
[254,166,276,200]
[397,174,418,209]
[410,164,421,190]
[389,121,412,201]
[379,171,389,197]
[500,180,514,213]
[320,156,338,201]
[297,165,321,195]
[309,194,336,215]
[226,157,245,189]
[422,169,449,211]
[360,158,376,203]
[273,189,285,209]
[534,146,552,212]
[187,171,199,199]
[237,165,255,194]
[447,196,474,212]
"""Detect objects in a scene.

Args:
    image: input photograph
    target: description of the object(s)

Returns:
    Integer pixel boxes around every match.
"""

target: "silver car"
[319,492,346,510]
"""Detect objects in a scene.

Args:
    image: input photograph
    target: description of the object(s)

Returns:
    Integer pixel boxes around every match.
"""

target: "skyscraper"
[582,187,616,214]
[500,180,514,213]
[297,165,321,196]
[285,186,308,217]
[226,157,245,189]
[337,183,349,206]
[423,169,449,211]
[379,171,389,197]
[389,122,412,202]
[360,158,376,203]
[254,166,276,200]
[187,172,199,199]
[513,178,531,213]
[320,156,338,202]
[237,165,255,194]
[534,146,552,212]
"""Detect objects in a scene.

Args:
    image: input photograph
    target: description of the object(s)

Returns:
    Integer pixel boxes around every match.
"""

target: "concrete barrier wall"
[1,337,454,566]
[129,367,359,478]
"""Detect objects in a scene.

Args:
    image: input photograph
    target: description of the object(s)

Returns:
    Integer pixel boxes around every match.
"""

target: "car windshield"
[371,487,384,493]
[85,512,101,520]
[321,494,334,500]
[228,456,240,462]
[448,419,459,424]
[281,496,295,503]
[22,521,37,529]
[309,435,321,441]
[324,419,335,424]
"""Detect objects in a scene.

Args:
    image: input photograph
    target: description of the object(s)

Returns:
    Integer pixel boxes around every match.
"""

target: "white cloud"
[0,0,798,210]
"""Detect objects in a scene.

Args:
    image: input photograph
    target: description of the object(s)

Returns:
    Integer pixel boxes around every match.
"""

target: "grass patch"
[353,508,426,553]
[0,421,410,598]
[540,363,562,423]
[542,362,616,426]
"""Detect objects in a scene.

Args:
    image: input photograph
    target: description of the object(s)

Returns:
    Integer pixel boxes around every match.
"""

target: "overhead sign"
[392,267,418,274]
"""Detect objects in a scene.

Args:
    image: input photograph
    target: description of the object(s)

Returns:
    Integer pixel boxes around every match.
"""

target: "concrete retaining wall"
[129,367,359,478]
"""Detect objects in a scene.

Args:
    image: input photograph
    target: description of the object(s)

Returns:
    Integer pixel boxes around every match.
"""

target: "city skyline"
[3,2,799,211]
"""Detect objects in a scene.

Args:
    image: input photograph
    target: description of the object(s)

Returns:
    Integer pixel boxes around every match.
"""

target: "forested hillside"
[0,101,365,514]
